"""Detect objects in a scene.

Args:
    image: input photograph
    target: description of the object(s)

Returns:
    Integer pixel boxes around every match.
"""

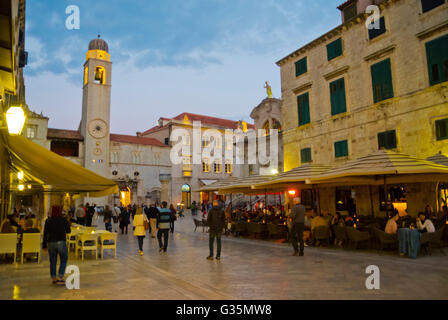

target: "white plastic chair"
[21,233,41,264]
[0,233,18,263]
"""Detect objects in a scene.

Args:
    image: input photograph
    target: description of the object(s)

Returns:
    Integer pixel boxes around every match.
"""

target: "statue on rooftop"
[264,81,273,98]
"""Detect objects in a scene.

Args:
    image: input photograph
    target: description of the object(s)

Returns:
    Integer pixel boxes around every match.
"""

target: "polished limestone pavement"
[1,213,448,300]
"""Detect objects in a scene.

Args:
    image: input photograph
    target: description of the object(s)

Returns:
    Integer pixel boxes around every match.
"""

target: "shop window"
[335,188,354,212]
[379,186,406,212]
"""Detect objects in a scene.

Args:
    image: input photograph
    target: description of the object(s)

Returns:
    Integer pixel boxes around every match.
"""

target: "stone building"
[276,0,448,216]
[24,37,171,208]
[141,113,255,207]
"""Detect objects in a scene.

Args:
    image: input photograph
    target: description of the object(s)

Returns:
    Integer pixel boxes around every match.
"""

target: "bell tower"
[80,35,111,180]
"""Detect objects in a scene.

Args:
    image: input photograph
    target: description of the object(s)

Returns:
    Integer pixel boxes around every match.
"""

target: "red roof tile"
[47,128,84,141]
[141,124,170,136]
[173,112,254,129]
[110,134,168,147]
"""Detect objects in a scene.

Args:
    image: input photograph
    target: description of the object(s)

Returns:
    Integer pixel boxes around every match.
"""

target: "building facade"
[277,0,448,216]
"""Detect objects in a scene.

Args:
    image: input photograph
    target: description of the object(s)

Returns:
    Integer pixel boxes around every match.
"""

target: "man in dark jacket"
[206,200,226,260]
[146,203,159,238]
[290,197,305,256]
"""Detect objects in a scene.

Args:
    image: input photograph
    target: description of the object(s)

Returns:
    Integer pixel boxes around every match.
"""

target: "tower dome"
[88,35,109,53]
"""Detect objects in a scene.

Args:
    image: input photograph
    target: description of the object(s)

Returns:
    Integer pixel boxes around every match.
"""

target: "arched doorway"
[181,184,191,209]
[120,187,131,207]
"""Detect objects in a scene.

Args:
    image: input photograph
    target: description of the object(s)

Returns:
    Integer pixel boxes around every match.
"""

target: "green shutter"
[335,140,348,158]
[436,118,448,140]
[295,57,307,77]
[301,148,312,163]
[426,34,448,86]
[330,78,347,115]
[327,38,343,61]
[297,93,310,126]
[371,59,394,103]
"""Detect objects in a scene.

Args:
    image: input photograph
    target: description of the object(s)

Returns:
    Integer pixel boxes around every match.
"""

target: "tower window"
[94,66,106,85]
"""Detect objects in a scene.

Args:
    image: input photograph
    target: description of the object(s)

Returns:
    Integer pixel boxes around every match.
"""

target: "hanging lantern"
[6,106,26,135]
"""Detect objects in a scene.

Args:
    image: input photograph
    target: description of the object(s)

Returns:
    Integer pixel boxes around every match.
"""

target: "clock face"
[88,119,108,139]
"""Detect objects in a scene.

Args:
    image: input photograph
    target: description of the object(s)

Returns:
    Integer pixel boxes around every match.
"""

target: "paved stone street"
[1,212,448,300]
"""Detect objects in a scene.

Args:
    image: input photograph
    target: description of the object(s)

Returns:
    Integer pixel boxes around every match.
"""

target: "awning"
[427,153,448,166]
[200,180,218,186]
[194,178,238,192]
[217,175,275,194]
[6,135,118,197]
[308,150,448,185]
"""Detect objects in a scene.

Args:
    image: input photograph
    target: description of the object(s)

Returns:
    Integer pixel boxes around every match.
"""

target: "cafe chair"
[235,221,247,237]
[98,233,117,259]
[0,233,18,263]
[420,226,446,256]
[21,233,41,264]
[346,227,371,250]
[66,231,78,251]
[372,227,398,254]
[313,226,331,246]
[332,225,348,248]
[76,233,98,262]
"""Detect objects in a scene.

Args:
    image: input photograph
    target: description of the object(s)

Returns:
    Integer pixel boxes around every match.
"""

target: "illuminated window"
[202,136,210,148]
[225,160,233,174]
[84,66,88,85]
[262,121,270,136]
[25,125,37,139]
[183,156,191,171]
[214,161,222,173]
[94,66,106,85]
[202,158,210,172]
[272,119,281,131]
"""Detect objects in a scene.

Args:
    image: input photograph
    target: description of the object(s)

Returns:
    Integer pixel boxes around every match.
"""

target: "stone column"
[159,174,171,204]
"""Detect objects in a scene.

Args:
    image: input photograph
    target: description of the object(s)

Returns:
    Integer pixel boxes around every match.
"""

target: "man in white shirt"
[112,206,121,232]
[416,213,435,233]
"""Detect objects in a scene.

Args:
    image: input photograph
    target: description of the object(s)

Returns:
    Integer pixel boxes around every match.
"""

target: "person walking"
[289,197,305,256]
[191,201,198,216]
[112,205,121,232]
[169,204,177,233]
[42,206,71,285]
[157,202,171,253]
[206,200,226,261]
[133,207,148,256]
[104,205,113,232]
[119,207,130,234]
[74,204,85,225]
[146,203,159,238]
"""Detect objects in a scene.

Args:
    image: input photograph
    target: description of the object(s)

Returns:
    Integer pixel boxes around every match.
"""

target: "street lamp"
[5,106,26,135]
[271,168,279,175]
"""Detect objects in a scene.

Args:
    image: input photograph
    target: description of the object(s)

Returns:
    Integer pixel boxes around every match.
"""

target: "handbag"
[143,218,150,231]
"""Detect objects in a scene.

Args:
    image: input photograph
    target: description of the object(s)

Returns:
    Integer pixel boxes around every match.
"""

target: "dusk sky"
[25,0,343,135]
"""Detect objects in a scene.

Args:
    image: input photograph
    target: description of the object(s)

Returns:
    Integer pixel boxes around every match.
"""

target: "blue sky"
[25,0,343,134]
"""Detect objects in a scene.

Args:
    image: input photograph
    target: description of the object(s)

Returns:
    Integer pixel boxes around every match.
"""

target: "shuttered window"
[330,78,347,116]
[426,34,448,86]
[368,16,386,40]
[377,130,397,149]
[371,58,394,103]
[295,57,307,77]
[297,93,310,126]
[301,148,312,163]
[421,0,445,13]
[334,140,348,158]
[436,118,448,141]
[327,38,343,61]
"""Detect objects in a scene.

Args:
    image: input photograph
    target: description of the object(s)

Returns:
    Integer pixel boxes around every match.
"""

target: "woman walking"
[119,207,130,234]
[42,206,71,285]
[133,207,148,256]
[169,204,177,233]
